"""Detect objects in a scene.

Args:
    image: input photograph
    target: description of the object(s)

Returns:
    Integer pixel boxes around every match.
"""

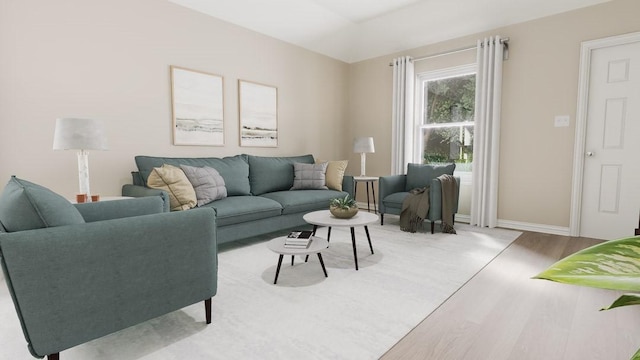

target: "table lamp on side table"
[353,136,375,176]
[53,118,108,203]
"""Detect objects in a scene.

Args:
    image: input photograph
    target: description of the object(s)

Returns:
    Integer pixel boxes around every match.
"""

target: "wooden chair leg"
[204,298,212,324]
[48,354,60,360]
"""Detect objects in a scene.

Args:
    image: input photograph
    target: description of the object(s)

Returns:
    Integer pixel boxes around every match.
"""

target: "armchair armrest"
[0,208,217,358]
[378,175,407,214]
[428,176,461,221]
[122,184,170,212]
[74,196,165,222]
[342,175,354,198]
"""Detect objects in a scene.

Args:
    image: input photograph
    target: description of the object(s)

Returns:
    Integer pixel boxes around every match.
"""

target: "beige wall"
[347,0,640,228]
[0,0,349,199]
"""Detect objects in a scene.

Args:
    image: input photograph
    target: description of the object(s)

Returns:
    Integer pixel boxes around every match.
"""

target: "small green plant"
[534,235,640,360]
[329,195,357,209]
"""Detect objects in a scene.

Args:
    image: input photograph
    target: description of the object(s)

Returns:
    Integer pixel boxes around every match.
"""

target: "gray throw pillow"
[180,165,228,206]
[0,176,85,232]
[405,163,456,191]
[290,162,328,190]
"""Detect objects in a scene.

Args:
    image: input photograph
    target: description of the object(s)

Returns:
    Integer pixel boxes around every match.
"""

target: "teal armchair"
[0,177,217,359]
[378,164,460,233]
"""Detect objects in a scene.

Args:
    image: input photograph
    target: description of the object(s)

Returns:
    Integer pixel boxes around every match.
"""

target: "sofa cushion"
[135,155,250,196]
[382,191,410,209]
[317,160,348,191]
[180,165,227,206]
[261,189,347,215]
[405,163,456,192]
[290,162,328,190]
[200,196,282,226]
[0,176,85,232]
[248,154,315,195]
[147,165,197,211]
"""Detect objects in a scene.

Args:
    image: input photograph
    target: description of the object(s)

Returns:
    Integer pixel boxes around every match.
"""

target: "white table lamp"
[53,118,108,202]
[353,137,375,176]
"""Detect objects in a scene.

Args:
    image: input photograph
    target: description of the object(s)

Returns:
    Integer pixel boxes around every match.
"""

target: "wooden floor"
[380,231,640,360]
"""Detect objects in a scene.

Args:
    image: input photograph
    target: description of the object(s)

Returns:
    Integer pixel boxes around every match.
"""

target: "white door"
[580,38,640,240]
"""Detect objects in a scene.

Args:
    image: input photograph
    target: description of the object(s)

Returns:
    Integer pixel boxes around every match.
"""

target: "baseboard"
[372,209,570,236]
[496,219,570,236]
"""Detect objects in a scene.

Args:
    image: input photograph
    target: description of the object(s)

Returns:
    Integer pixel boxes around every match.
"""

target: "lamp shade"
[53,118,108,151]
[353,137,375,153]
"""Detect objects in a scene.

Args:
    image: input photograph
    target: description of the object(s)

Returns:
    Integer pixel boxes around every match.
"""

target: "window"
[416,64,476,172]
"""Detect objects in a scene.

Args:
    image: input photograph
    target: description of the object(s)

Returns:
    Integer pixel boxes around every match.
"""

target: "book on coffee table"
[287,230,312,239]
[284,238,313,249]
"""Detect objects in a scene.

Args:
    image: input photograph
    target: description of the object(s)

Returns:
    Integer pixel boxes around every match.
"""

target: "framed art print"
[171,66,224,146]
[239,80,278,147]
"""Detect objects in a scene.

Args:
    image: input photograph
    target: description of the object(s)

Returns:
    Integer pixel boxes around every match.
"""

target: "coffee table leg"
[364,226,374,254]
[327,227,332,242]
[312,225,318,235]
[317,253,328,277]
[291,255,295,266]
[350,227,359,271]
[274,254,284,284]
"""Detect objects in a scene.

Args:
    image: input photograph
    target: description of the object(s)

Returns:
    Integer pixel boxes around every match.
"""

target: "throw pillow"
[290,162,328,190]
[147,165,197,211]
[405,163,456,191]
[0,176,85,232]
[317,159,348,191]
[180,165,228,206]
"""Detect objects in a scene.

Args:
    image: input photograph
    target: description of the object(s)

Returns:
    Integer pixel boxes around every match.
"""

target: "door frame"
[569,31,640,236]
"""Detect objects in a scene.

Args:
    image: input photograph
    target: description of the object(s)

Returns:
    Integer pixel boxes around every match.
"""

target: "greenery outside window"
[417,64,476,172]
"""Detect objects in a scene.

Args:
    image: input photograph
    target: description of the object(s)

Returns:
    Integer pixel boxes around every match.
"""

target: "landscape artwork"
[239,80,277,147]
[171,66,224,146]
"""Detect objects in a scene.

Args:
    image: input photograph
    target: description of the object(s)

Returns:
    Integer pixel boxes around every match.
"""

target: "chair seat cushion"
[382,191,410,210]
[0,176,85,232]
[200,196,282,226]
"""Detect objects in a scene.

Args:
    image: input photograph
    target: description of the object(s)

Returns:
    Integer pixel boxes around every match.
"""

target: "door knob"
[586,151,594,157]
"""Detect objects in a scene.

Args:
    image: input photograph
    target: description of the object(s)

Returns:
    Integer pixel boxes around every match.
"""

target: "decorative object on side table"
[353,136,375,176]
[53,118,108,203]
[329,195,358,219]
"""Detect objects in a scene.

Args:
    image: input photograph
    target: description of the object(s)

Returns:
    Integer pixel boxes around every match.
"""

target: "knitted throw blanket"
[438,174,458,234]
[399,187,430,233]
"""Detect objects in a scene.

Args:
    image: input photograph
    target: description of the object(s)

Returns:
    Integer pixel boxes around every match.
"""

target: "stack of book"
[284,230,313,249]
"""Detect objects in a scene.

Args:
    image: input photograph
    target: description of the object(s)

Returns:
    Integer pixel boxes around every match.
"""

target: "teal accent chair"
[0,177,217,359]
[378,164,460,233]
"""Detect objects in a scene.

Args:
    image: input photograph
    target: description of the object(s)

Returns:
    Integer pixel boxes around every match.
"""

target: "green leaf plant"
[533,236,640,360]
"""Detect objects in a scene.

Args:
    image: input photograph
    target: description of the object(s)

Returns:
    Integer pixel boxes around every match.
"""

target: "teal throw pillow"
[290,162,328,190]
[405,163,456,191]
[0,176,85,232]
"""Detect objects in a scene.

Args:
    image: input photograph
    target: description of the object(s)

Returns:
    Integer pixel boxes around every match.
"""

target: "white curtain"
[471,36,504,228]
[391,56,415,175]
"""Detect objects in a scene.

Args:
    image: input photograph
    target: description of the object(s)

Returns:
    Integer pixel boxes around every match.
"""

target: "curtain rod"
[388,37,509,66]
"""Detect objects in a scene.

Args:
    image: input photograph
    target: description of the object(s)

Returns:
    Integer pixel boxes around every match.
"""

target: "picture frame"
[238,80,278,147]
[170,65,224,146]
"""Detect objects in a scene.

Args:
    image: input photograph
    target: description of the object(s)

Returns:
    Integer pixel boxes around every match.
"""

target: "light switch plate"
[554,115,570,127]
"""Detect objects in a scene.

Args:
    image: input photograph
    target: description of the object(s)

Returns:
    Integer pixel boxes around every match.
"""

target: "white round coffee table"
[303,210,379,271]
[267,236,329,284]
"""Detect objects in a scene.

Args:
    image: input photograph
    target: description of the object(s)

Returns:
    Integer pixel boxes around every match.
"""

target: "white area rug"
[0,219,520,360]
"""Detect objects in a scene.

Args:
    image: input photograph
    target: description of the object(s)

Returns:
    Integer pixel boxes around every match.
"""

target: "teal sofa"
[122,154,354,244]
[0,177,217,359]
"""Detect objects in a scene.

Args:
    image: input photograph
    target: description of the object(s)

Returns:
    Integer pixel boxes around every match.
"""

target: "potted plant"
[534,235,640,360]
[329,195,358,219]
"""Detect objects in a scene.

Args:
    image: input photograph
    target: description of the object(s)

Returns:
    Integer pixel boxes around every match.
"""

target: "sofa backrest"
[247,154,314,195]
[134,155,251,196]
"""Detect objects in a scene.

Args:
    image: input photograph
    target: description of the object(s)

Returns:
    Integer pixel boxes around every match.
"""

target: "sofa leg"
[48,354,60,360]
[205,298,212,324]
[380,214,384,225]
[430,222,435,234]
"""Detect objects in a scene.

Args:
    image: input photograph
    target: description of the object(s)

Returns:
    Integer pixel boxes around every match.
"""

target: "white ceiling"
[168,0,610,63]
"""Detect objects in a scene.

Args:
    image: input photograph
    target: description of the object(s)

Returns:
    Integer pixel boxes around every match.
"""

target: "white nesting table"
[267,236,329,284]
[303,210,379,271]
